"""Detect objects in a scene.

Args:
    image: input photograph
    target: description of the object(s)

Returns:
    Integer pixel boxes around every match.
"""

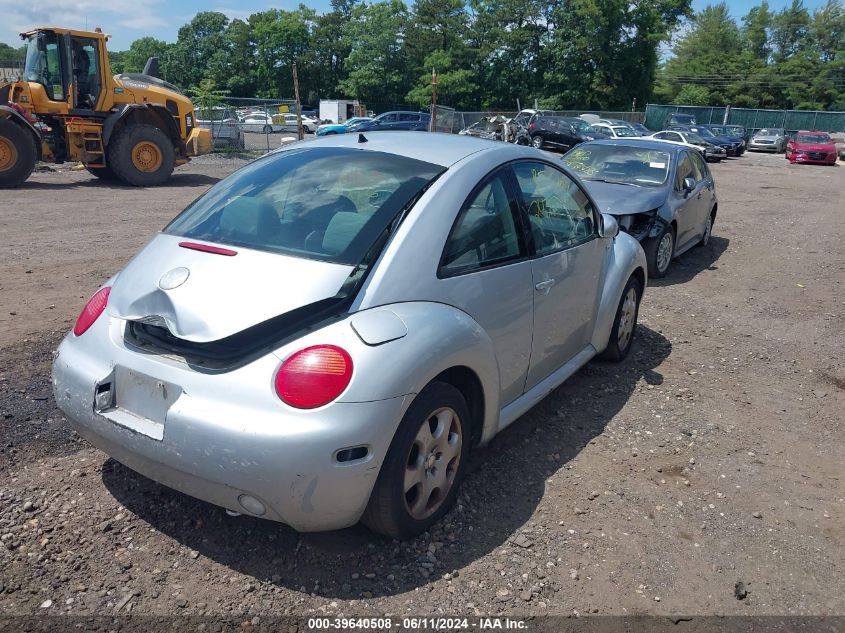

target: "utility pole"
[430,69,438,133]
[631,97,637,113]
[292,61,304,141]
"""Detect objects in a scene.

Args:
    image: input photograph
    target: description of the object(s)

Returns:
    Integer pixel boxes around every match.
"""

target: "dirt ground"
[0,150,843,622]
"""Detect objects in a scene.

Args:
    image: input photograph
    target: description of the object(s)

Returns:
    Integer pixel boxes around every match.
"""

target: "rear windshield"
[165,147,444,265]
[796,134,831,144]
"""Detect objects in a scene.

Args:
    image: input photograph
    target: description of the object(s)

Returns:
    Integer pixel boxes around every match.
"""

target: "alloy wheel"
[656,231,673,274]
[617,286,638,352]
[403,407,463,521]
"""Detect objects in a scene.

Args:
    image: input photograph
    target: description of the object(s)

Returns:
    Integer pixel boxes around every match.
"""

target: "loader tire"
[85,164,118,180]
[0,118,37,189]
[109,124,175,187]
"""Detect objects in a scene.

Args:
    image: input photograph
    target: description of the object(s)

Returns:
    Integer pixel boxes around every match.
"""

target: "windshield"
[796,134,832,144]
[708,126,726,135]
[563,145,671,187]
[725,127,744,137]
[567,119,591,132]
[165,147,444,265]
[757,128,784,136]
[686,132,705,144]
[23,33,64,101]
[693,127,715,138]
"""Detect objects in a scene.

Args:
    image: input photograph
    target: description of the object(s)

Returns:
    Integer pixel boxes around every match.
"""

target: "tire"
[600,275,642,362]
[363,381,471,540]
[532,135,544,149]
[698,210,715,247]
[643,224,675,278]
[108,124,175,187]
[263,124,272,134]
[0,118,37,189]
[85,164,117,180]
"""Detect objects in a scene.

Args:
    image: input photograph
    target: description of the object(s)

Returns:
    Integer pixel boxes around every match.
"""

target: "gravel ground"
[0,150,843,621]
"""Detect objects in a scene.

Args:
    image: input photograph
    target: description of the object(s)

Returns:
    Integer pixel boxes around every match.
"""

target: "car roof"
[278,130,531,167]
[580,139,685,154]
[797,130,830,134]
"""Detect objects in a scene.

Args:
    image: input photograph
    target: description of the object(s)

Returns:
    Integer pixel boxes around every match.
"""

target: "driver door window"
[512,161,596,256]
[440,171,526,276]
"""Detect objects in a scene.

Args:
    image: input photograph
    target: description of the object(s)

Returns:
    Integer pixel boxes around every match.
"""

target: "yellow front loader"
[0,26,212,188]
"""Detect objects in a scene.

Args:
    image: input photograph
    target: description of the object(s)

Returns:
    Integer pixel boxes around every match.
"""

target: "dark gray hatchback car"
[563,139,718,277]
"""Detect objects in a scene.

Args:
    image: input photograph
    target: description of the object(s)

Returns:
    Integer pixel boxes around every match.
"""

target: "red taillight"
[274,345,353,409]
[73,286,111,336]
[529,122,535,130]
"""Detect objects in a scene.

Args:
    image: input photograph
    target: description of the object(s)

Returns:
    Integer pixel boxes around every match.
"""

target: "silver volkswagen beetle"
[53,132,647,539]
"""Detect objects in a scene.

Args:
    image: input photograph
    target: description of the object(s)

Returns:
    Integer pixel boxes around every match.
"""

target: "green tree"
[169,12,230,87]
[339,0,411,104]
[743,1,773,62]
[251,7,316,98]
[122,37,171,75]
[544,0,691,110]
[406,50,479,108]
[771,0,811,61]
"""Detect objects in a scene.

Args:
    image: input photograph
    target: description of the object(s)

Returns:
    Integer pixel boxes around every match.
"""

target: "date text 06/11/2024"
[306,617,528,630]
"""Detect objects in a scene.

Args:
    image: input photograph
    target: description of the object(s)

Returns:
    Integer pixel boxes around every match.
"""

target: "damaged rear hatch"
[111,146,444,365]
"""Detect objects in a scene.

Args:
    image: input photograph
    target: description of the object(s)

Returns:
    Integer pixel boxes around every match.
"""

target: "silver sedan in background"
[749,128,787,152]
[53,133,647,539]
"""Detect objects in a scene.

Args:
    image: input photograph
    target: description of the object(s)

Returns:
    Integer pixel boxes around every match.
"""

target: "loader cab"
[21,28,108,113]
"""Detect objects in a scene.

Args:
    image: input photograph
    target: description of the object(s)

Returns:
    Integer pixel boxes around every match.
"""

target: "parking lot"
[0,149,843,618]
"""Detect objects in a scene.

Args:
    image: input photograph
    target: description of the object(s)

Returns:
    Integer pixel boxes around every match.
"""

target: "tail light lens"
[73,287,111,336]
[274,345,353,409]
[529,122,535,130]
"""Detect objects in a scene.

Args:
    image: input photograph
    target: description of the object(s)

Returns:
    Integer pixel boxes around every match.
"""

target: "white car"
[590,123,639,139]
[239,113,283,134]
[276,113,318,134]
[640,130,727,163]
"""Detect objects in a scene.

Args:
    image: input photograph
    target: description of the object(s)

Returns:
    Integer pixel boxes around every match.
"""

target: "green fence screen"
[645,104,845,134]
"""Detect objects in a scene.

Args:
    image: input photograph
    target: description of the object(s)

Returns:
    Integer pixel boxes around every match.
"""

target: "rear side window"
[440,171,526,276]
[165,148,444,265]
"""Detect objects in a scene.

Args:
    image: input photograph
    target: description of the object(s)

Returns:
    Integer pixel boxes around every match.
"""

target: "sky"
[0,0,834,51]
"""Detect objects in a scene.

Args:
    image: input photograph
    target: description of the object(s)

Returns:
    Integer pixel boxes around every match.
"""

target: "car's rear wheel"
[644,224,674,278]
[363,381,470,540]
[532,135,544,149]
[698,210,715,247]
[600,275,642,361]
[263,124,272,134]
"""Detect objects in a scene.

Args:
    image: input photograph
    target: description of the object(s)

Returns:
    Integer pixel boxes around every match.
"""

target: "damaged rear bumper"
[52,325,408,532]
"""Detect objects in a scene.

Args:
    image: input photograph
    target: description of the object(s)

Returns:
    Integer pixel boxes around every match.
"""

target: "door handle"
[535,279,555,292]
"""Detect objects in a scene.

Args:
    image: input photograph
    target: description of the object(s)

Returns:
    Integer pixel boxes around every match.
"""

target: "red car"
[785,131,838,165]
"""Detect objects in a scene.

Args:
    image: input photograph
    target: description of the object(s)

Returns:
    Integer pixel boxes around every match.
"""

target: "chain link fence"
[197,97,314,154]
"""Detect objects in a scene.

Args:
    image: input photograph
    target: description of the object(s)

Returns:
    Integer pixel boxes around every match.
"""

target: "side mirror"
[683,176,696,194]
[598,213,619,239]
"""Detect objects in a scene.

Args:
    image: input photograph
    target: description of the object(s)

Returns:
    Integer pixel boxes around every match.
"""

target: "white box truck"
[319,100,363,124]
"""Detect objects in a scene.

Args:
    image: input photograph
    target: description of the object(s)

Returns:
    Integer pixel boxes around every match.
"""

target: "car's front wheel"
[644,224,674,278]
[532,135,544,149]
[600,275,642,361]
[363,381,470,539]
